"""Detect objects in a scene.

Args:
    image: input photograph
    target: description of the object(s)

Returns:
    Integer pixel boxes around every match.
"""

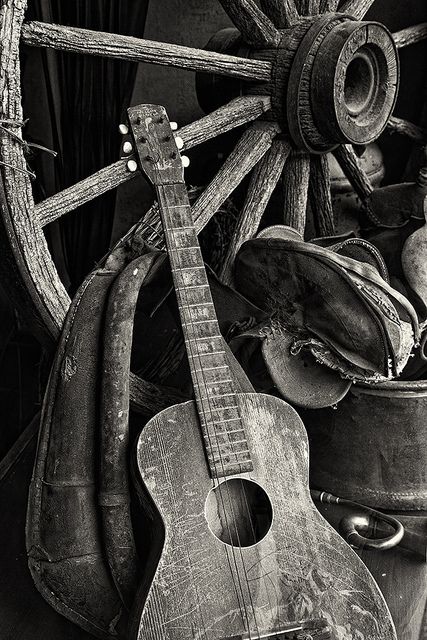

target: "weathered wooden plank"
[191,121,281,232]
[333,144,373,203]
[338,0,375,20]
[221,138,291,285]
[259,0,299,27]
[387,116,427,143]
[21,21,272,82]
[309,153,335,237]
[36,95,272,227]
[217,0,281,47]
[282,151,311,236]
[393,23,427,49]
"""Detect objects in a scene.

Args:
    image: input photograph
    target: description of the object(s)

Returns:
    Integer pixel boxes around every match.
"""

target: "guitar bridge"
[223,618,332,640]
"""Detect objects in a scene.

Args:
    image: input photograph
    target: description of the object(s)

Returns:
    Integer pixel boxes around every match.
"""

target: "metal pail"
[302,380,427,510]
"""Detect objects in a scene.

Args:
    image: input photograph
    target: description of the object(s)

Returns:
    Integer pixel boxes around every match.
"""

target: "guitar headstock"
[127,104,184,186]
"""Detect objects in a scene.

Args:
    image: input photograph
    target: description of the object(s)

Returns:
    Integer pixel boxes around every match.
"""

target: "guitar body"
[133,393,396,640]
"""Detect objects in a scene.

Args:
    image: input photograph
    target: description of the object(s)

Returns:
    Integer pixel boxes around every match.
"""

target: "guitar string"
[165,215,263,640]
[163,206,257,638]
[164,220,253,636]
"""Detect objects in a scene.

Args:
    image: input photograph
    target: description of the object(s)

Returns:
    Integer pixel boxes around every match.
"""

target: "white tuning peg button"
[181,155,190,168]
[119,123,129,135]
[175,136,184,150]
[127,160,138,173]
[123,141,133,154]
[170,122,178,131]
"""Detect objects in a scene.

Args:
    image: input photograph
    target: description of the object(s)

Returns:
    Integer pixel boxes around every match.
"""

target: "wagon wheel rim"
[1,0,426,411]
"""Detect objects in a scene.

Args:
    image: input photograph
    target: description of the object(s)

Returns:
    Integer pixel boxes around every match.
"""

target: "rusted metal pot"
[302,380,427,511]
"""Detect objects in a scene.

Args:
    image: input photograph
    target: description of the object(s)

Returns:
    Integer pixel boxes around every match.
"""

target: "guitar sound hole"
[205,479,273,547]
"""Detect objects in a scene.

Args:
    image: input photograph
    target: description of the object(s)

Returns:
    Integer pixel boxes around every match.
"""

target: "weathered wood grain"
[282,151,311,236]
[0,0,70,343]
[221,138,291,285]
[259,0,299,27]
[338,0,375,20]
[387,116,427,143]
[132,393,397,640]
[298,0,320,15]
[333,145,373,204]
[217,0,281,47]
[36,95,272,227]
[21,21,272,82]
[319,0,340,11]
[309,154,335,237]
[191,121,281,232]
[393,23,427,48]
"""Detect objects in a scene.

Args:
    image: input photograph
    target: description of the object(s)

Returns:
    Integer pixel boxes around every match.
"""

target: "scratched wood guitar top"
[132,393,396,640]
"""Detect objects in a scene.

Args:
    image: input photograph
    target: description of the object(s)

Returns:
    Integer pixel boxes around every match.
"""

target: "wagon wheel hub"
[201,13,399,153]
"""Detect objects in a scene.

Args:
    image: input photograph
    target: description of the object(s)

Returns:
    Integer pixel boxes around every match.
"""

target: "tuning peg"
[175,136,184,151]
[119,123,129,135]
[181,155,190,168]
[170,121,178,131]
[127,160,138,173]
[123,141,133,154]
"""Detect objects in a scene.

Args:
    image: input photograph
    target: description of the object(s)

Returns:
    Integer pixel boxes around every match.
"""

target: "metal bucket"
[302,380,427,510]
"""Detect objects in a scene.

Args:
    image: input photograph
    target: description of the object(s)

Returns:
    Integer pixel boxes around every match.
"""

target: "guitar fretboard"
[157,182,253,478]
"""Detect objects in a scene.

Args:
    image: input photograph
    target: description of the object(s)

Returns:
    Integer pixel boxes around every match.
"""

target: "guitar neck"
[128,103,253,478]
[157,182,253,478]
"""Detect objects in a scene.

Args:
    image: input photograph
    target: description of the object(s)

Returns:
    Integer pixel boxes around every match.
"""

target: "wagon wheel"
[1,0,427,414]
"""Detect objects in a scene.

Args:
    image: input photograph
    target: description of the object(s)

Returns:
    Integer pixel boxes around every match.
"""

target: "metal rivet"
[123,141,133,154]
[175,136,184,150]
[181,155,190,168]
[127,160,138,172]
[170,121,178,131]
[119,123,128,135]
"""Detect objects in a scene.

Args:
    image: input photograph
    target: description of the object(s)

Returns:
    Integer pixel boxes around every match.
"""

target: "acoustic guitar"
[128,104,397,640]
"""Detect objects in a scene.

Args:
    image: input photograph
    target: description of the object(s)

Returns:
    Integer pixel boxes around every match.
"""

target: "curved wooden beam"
[282,151,311,236]
[21,21,272,82]
[36,95,272,227]
[259,0,299,27]
[217,0,281,47]
[338,0,375,20]
[221,138,291,285]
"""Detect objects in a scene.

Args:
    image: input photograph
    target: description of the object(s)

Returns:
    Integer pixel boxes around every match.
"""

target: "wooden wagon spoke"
[338,0,375,20]
[309,154,335,237]
[21,21,272,83]
[282,151,311,237]
[217,0,281,47]
[393,23,427,49]
[297,0,320,16]
[36,95,271,227]
[333,144,373,204]
[319,0,340,11]
[387,116,427,144]
[220,138,292,285]
[192,121,281,232]
[259,0,299,27]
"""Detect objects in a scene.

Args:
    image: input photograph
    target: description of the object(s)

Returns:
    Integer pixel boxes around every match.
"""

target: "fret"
[172,245,200,251]
[195,365,228,372]
[174,265,205,271]
[178,301,214,309]
[209,439,247,449]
